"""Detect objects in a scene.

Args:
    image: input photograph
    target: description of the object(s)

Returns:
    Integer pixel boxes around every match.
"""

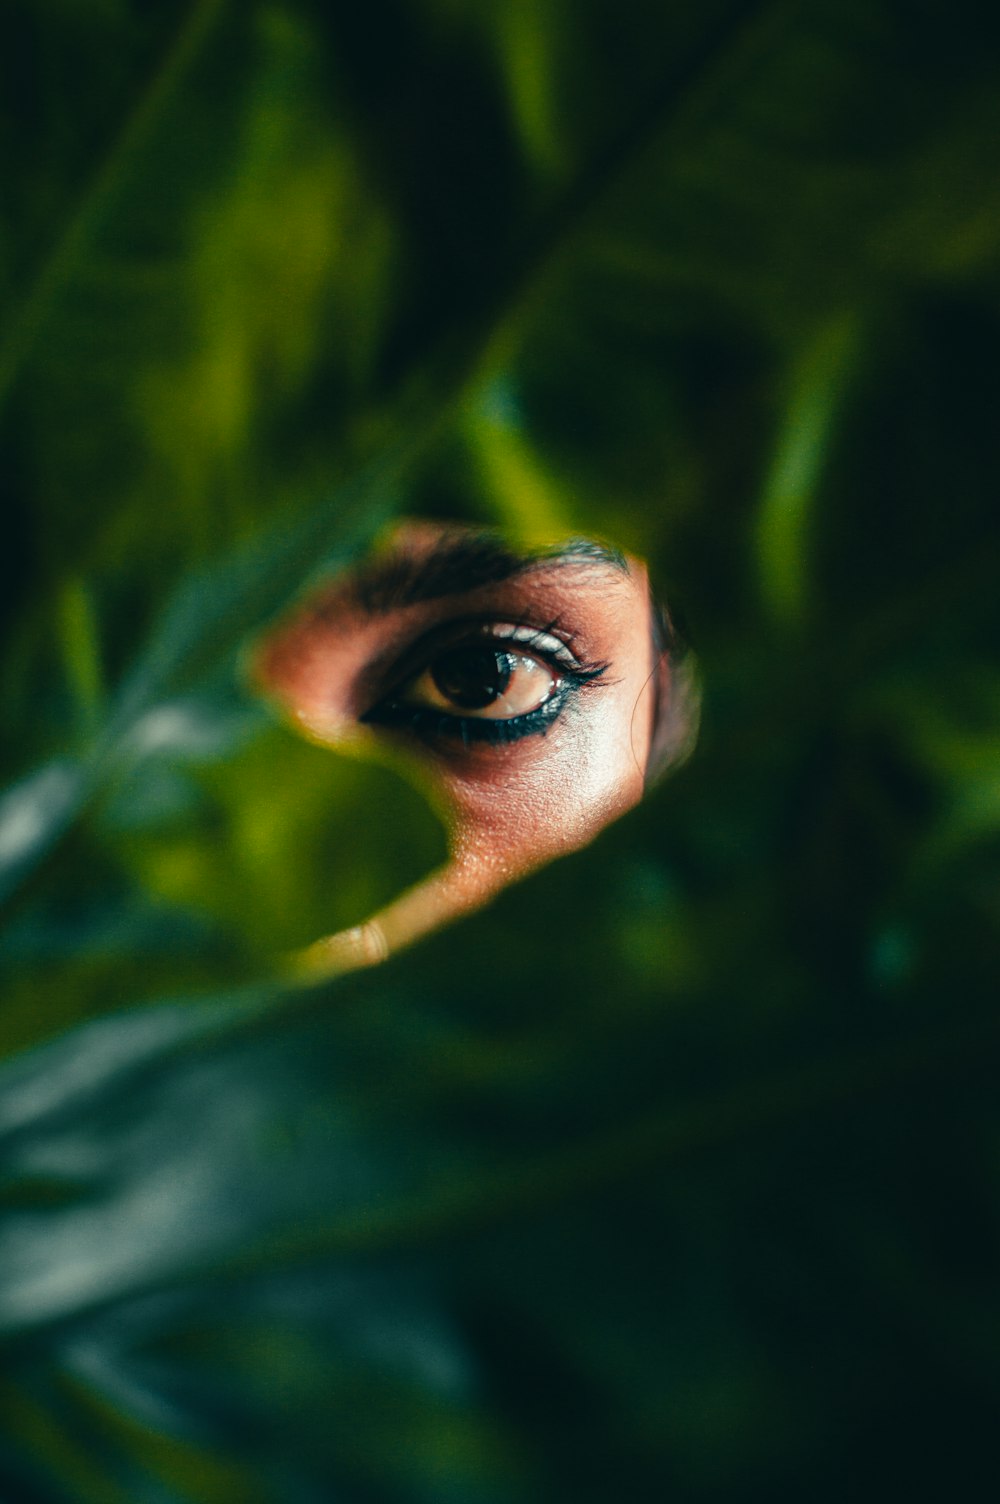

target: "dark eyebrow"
[352,531,629,615]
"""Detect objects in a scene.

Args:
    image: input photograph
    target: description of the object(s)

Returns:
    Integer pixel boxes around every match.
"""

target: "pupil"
[431,646,512,710]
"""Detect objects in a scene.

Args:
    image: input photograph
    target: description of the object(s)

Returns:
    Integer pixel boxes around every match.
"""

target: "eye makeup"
[360,618,611,748]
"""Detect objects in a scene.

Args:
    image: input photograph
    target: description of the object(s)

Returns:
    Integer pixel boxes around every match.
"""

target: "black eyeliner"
[363,669,605,746]
[359,615,610,748]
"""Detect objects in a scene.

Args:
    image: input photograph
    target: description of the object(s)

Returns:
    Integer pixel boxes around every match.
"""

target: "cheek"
[255,625,334,723]
[253,614,372,736]
[443,698,647,880]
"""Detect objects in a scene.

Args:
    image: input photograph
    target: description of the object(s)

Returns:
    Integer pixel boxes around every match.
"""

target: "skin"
[252,523,666,974]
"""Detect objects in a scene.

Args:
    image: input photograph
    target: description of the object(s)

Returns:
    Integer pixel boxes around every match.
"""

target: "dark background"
[2,1,1000,1499]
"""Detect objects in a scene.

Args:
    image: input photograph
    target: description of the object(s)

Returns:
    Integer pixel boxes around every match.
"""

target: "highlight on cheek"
[251,521,697,975]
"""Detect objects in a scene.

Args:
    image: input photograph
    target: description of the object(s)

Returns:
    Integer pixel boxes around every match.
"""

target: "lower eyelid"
[359,606,612,745]
[363,670,601,747]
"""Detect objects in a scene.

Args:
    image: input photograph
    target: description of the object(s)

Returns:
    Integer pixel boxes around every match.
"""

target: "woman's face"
[253,522,685,971]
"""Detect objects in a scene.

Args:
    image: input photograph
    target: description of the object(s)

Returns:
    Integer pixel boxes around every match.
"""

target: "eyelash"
[361,620,610,748]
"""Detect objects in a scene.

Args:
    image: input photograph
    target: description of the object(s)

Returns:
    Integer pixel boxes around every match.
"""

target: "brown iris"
[430,645,513,710]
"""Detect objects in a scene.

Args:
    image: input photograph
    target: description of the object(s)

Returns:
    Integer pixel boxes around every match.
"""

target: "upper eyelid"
[361,614,588,711]
[346,552,639,690]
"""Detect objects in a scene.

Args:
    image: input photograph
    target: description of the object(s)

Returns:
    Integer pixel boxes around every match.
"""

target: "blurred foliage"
[3,0,1000,1499]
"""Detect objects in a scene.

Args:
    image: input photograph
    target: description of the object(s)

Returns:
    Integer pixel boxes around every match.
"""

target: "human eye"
[361,622,609,747]
[251,519,697,975]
